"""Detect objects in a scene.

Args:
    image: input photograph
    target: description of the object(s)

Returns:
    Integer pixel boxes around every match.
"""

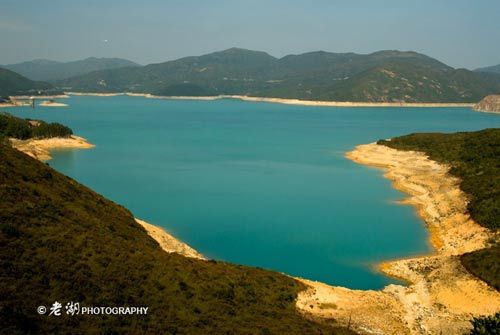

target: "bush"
[468,312,500,335]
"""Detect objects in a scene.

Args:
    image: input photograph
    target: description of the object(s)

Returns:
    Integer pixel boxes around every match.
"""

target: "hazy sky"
[1,0,499,69]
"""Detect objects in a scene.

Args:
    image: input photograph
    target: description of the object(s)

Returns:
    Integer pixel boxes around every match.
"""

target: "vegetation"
[56,48,500,102]
[0,113,73,140]
[0,67,55,97]
[0,142,354,334]
[377,129,499,291]
[3,57,139,81]
[462,245,500,291]
[468,312,500,335]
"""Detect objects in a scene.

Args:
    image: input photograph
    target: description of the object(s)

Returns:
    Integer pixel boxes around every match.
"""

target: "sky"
[0,0,499,69]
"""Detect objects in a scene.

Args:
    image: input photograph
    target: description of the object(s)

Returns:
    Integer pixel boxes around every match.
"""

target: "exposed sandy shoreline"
[65,92,475,108]
[66,92,124,97]
[136,219,205,260]
[294,143,499,335]
[1,95,70,108]
[10,135,94,161]
[10,94,70,99]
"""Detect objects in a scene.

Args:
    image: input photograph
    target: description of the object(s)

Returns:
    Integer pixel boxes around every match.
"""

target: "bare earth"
[295,143,499,335]
[10,135,94,161]
[136,219,205,260]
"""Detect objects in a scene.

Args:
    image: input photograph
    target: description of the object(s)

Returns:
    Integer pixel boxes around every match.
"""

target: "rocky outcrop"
[473,94,500,113]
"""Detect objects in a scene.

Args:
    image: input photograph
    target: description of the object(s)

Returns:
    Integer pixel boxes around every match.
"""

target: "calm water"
[9,96,500,289]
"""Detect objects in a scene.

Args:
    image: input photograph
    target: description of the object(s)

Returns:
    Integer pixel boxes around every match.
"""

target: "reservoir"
[10,95,500,289]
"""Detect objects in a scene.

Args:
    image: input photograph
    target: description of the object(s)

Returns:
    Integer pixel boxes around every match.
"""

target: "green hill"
[4,57,140,81]
[56,48,500,102]
[0,139,353,334]
[0,68,54,97]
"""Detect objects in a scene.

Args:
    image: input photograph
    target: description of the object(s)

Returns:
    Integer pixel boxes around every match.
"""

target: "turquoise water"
[9,96,500,289]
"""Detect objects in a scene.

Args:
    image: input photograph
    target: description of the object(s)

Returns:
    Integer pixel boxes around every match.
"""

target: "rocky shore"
[473,94,500,113]
[295,143,499,335]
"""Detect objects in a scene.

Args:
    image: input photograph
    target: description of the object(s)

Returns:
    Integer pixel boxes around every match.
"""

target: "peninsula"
[0,113,93,160]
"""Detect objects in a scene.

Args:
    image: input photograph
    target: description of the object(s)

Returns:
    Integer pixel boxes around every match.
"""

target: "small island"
[39,99,68,107]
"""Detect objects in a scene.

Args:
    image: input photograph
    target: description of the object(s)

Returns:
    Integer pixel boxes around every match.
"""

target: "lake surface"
[9,96,500,289]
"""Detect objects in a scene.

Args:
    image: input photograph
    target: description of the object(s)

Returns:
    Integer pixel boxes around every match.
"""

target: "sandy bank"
[295,143,499,335]
[39,100,68,107]
[0,102,17,108]
[10,94,70,99]
[66,92,475,108]
[227,96,475,108]
[66,92,125,97]
[10,135,94,161]
[136,219,205,260]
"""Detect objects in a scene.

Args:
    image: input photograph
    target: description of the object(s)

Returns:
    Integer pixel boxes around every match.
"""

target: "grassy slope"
[0,142,354,334]
[378,128,499,290]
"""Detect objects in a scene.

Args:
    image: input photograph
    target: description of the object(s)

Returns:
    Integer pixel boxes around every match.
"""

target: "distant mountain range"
[475,64,500,75]
[2,49,500,102]
[55,48,500,102]
[3,57,139,81]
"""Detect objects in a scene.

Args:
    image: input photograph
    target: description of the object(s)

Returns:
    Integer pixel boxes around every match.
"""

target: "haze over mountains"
[3,57,139,81]
[475,64,500,75]
[2,48,500,102]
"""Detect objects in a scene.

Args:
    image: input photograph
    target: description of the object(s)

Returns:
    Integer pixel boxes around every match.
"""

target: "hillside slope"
[0,68,53,97]
[4,57,139,81]
[0,141,353,334]
[57,48,500,102]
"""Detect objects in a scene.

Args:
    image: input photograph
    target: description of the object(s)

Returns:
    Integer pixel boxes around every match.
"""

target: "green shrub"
[0,113,72,139]
[468,312,500,335]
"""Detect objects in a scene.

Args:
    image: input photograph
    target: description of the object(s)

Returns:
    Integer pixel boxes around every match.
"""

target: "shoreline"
[293,143,499,334]
[136,219,205,260]
[10,135,94,161]
[65,92,476,108]
[12,116,498,332]
[128,142,499,334]
[13,139,204,260]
